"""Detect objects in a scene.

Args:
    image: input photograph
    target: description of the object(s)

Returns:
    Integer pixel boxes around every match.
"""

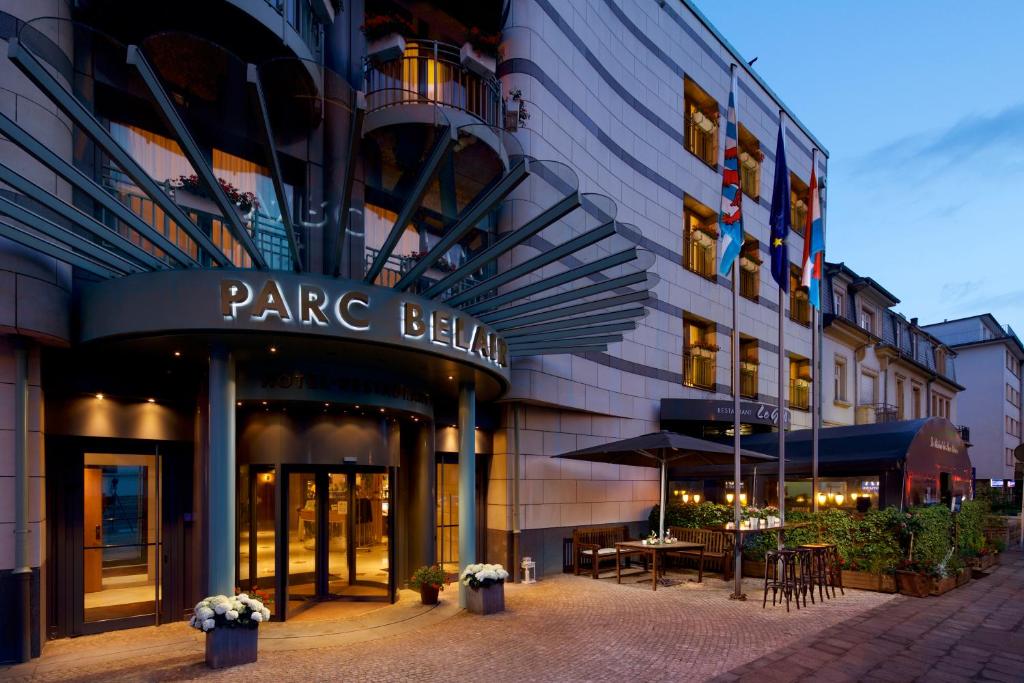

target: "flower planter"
[205,626,258,669]
[841,570,897,593]
[930,575,958,596]
[460,42,496,78]
[367,33,406,63]
[420,584,440,605]
[742,559,766,578]
[895,570,932,598]
[465,582,504,615]
[955,570,971,588]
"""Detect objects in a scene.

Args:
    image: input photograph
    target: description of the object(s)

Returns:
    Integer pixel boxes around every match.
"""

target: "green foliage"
[648,501,732,531]
[957,499,988,557]
[852,508,904,574]
[408,565,446,590]
[907,505,953,569]
[992,538,1007,553]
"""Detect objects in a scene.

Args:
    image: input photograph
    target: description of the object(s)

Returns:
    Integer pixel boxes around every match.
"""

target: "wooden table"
[705,522,811,600]
[614,540,705,591]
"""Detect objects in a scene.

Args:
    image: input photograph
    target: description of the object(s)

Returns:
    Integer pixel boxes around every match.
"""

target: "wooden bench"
[573,525,642,579]
[668,527,734,580]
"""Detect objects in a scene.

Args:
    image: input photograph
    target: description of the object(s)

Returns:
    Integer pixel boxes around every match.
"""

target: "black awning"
[669,418,935,479]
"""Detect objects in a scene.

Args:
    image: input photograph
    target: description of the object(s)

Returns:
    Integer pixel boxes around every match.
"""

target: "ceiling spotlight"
[95,393,105,400]
[269,346,277,353]
[261,401,268,406]
[147,398,156,403]
[447,375,453,380]
[324,402,330,407]
[354,404,360,409]
[379,408,385,413]
[173,351,181,357]
[237,401,242,407]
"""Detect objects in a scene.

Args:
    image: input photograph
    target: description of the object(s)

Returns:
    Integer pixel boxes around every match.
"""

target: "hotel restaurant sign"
[78,270,510,382]
[660,398,791,427]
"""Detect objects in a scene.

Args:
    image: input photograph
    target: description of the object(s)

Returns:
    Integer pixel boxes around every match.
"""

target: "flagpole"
[811,148,820,513]
[777,111,787,542]
[731,251,743,599]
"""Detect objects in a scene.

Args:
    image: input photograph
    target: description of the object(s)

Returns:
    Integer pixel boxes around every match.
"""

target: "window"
[789,267,810,325]
[832,288,844,318]
[739,338,758,398]
[912,383,922,418]
[739,237,760,300]
[683,316,716,390]
[1009,349,1021,377]
[1007,383,1020,408]
[895,376,906,419]
[789,357,811,410]
[860,371,879,406]
[790,173,809,236]
[935,348,947,375]
[834,356,848,403]
[932,394,951,419]
[1007,416,1021,437]
[860,306,876,336]
[738,125,762,199]
[894,323,903,350]
[683,77,719,167]
[683,199,717,280]
[1009,448,1017,467]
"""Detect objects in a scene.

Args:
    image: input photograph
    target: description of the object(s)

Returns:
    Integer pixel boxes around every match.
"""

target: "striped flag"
[718,71,743,277]
[800,167,824,308]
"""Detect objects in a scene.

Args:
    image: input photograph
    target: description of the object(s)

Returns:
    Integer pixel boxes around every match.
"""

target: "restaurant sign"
[660,398,791,427]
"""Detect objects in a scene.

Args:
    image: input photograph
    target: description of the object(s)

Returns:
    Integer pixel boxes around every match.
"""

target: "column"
[12,339,31,662]
[458,381,476,608]
[208,348,236,596]
[412,421,436,570]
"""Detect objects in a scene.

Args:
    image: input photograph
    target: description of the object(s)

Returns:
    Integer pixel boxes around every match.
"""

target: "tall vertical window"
[912,384,922,418]
[1007,383,1021,407]
[739,237,761,300]
[683,77,719,167]
[683,316,716,390]
[789,266,810,325]
[860,306,876,336]
[834,356,848,403]
[1008,349,1021,377]
[739,338,758,398]
[895,376,906,419]
[790,173,809,236]
[790,357,811,410]
[683,199,717,280]
[738,125,762,199]
[832,288,844,318]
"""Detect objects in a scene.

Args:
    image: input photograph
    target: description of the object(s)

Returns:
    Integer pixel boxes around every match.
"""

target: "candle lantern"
[521,556,536,584]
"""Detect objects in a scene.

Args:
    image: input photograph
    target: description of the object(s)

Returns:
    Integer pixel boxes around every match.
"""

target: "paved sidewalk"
[714,550,1024,683]
[2,568,894,682]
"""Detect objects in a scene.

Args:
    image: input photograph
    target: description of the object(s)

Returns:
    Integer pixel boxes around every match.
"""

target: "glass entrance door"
[287,471,318,613]
[238,466,277,614]
[82,453,160,625]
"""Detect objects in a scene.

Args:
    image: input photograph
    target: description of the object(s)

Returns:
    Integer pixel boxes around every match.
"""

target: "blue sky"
[694,0,1023,335]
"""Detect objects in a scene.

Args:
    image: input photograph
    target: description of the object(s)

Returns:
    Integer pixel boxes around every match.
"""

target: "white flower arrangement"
[188,593,270,632]
[642,531,678,546]
[460,563,509,590]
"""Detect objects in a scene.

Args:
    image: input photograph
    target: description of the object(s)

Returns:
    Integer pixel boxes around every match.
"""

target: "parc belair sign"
[78,270,510,382]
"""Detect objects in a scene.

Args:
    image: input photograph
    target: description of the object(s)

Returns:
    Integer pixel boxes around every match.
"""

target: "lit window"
[683,200,717,280]
[683,77,719,167]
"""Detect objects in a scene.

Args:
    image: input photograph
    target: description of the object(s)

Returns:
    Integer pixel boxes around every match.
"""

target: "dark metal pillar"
[458,382,476,607]
[410,422,436,571]
[208,348,236,595]
[13,338,31,662]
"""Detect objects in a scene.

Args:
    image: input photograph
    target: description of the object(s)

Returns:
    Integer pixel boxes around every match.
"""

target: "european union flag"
[768,117,791,292]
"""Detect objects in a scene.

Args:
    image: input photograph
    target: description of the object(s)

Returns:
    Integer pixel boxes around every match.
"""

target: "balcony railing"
[955,425,971,443]
[740,364,758,398]
[790,293,811,325]
[685,236,716,280]
[364,246,489,301]
[855,403,899,425]
[266,0,324,62]
[740,266,758,299]
[365,39,503,129]
[789,379,810,410]
[684,351,716,390]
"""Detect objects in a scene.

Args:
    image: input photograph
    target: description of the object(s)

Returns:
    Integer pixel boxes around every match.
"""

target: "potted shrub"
[189,592,270,669]
[895,560,933,598]
[460,27,500,77]
[409,564,447,605]
[363,13,414,63]
[460,562,508,614]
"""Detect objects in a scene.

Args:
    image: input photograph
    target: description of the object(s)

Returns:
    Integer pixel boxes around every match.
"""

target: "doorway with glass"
[238,466,395,620]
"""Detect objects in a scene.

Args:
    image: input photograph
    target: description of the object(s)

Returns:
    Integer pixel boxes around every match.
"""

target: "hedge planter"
[205,626,258,669]
[466,583,504,615]
[955,570,971,588]
[742,559,766,578]
[895,570,932,598]
[930,575,957,596]
[841,570,897,593]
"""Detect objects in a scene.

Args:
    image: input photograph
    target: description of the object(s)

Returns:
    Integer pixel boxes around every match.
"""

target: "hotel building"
[0,0,827,661]
[923,314,1024,483]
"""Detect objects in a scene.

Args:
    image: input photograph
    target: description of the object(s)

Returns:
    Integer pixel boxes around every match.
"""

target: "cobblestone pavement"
[714,550,1024,683]
[3,567,895,682]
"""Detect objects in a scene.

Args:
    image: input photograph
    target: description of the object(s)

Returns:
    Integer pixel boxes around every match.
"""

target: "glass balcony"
[364,39,503,129]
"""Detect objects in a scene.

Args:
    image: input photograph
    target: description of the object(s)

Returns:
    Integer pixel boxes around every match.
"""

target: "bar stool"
[791,547,816,606]
[763,549,801,612]
[799,543,843,599]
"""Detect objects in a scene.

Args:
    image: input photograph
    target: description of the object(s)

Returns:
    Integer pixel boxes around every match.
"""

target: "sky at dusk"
[694,0,1023,336]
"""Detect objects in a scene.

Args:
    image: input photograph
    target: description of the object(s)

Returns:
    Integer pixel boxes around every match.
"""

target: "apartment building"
[821,263,963,431]
[923,314,1024,481]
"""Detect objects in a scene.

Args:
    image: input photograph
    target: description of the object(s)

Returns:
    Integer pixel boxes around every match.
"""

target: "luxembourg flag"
[800,167,824,308]
[718,70,743,277]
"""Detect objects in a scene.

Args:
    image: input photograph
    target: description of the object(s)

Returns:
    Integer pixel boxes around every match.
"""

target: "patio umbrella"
[555,430,775,540]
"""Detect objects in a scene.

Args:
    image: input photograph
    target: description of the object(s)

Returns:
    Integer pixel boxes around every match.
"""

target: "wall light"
[681,493,690,503]
[95,393,105,400]
[739,493,747,505]
[835,493,845,506]
[693,494,701,503]
[147,398,155,403]
[726,492,734,504]
[817,492,827,505]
